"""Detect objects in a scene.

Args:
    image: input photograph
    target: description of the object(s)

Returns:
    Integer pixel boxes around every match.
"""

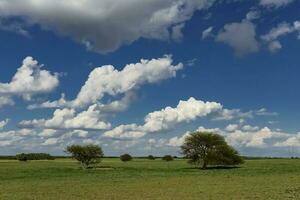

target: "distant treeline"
[0,155,298,160]
[16,153,55,161]
[242,156,298,160]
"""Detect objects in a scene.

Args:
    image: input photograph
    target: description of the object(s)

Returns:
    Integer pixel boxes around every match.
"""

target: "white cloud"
[261,21,300,52]
[226,127,289,148]
[171,23,185,42]
[214,108,277,121]
[214,108,253,121]
[0,129,35,147]
[0,96,14,108]
[0,0,216,53]
[168,132,190,147]
[268,40,282,52]
[242,125,259,132]
[42,137,60,146]
[37,129,57,138]
[202,26,213,39]
[259,0,294,8]
[225,124,239,132]
[216,20,260,56]
[274,133,300,147]
[20,104,111,131]
[103,97,222,139]
[142,97,222,132]
[246,10,260,21]
[168,126,221,147]
[32,56,182,109]
[0,57,59,107]
[0,119,9,129]
[196,126,221,133]
[103,124,146,139]
[255,108,278,116]
[261,22,294,42]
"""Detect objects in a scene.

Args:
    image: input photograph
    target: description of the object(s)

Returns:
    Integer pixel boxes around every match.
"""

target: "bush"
[148,155,155,160]
[120,154,132,162]
[16,153,54,161]
[66,144,103,169]
[162,155,173,162]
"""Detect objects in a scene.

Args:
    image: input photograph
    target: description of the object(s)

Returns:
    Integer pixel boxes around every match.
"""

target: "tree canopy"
[162,155,174,162]
[181,132,244,169]
[120,154,133,162]
[66,144,103,169]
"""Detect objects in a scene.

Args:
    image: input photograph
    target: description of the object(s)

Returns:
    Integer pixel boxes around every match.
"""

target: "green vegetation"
[15,153,54,161]
[162,155,174,162]
[66,144,103,169]
[148,155,155,160]
[120,153,133,162]
[0,158,299,200]
[181,132,244,169]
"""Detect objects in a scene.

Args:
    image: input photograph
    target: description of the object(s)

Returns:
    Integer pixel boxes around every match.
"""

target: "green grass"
[0,158,299,199]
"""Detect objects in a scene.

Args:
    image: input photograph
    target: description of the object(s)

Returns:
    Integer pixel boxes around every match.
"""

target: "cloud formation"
[20,104,111,131]
[259,0,294,8]
[30,56,182,110]
[0,119,9,129]
[0,0,216,53]
[0,57,59,107]
[103,97,222,139]
[216,20,260,56]
[261,21,300,52]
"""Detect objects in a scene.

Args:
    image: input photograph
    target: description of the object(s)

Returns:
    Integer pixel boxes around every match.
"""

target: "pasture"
[0,158,299,199]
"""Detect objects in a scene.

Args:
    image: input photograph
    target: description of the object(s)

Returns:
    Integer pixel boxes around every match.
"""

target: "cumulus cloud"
[31,56,182,110]
[0,0,216,53]
[20,104,111,131]
[226,127,290,148]
[225,124,239,132]
[0,129,35,147]
[216,20,260,56]
[274,133,300,147]
[259,0,294,8]
[0,57,59,107]
[103,97,222,139]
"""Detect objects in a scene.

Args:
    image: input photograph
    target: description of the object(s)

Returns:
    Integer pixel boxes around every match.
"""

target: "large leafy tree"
[66,144,104,169]
[181,132,244,169]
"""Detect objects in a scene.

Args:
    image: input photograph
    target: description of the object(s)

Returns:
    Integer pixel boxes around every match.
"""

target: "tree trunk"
[202,160,207,169]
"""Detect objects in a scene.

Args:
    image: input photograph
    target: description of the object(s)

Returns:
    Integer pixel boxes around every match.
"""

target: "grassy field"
[0,158,299,200]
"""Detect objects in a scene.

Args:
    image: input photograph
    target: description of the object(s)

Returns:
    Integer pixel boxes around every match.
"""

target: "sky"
[0,0,299,157]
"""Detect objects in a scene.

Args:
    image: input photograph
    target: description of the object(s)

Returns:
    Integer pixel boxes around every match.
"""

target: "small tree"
[181,132,244,169]
[148,155,155,160]
[66,144,103,169]
[120,154,132,162]
[162,155,173,162]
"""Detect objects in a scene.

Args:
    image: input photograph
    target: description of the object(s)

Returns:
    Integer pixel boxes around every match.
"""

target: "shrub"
[66,144,104,169]
[120,154,132,162]
[162,155,173,162]
[148,155,155,160]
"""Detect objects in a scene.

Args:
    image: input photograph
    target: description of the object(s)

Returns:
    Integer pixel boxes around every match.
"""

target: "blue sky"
[0,0,299,156]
